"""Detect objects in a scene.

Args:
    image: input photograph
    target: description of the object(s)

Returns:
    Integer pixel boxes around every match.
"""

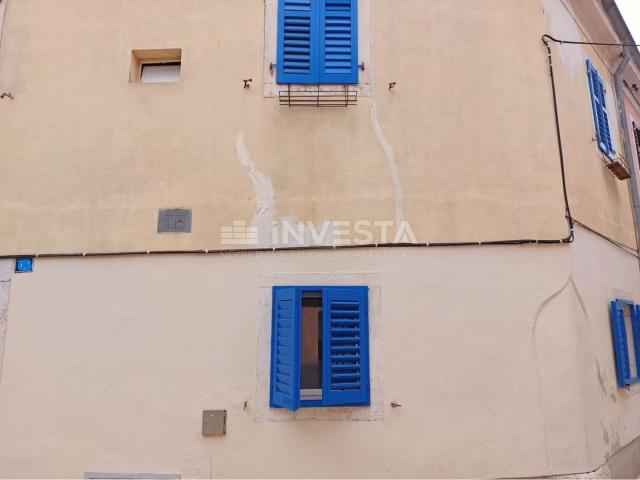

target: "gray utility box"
[202,410,227,436]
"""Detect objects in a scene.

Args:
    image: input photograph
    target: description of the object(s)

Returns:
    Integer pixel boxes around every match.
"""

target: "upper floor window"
[586,60,615,159]
[276,0,359,85]
[130,49,182,84]
[270,286,370,411]
[140,62,181,84]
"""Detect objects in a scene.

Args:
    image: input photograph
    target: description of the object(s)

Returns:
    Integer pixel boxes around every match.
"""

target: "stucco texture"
[1,227,640,478]
[0,0,583,255]
[0,244,579,478]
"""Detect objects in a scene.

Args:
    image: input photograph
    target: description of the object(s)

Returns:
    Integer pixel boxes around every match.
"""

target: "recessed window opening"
[301,291,323,401]
[140,61,181,84]
[130,48,182,84]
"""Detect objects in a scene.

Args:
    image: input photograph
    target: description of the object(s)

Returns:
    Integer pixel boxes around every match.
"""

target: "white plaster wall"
[1,237,634,478]
[570,224,640,468]
[0,259,11,383]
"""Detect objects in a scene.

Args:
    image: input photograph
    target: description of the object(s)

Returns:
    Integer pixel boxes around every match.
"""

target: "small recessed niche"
[130,48,182,84]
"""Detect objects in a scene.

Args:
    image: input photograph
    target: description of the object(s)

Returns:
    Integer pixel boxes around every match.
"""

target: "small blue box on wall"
[15,257,33,273]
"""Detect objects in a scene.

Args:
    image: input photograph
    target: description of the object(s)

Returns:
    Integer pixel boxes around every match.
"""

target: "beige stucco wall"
[0,0,606,256]
[0,227,639,478]
[543,0,637,249]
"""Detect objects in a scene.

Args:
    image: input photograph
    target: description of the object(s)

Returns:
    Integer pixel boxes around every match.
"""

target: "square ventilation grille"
[157,209,192,233]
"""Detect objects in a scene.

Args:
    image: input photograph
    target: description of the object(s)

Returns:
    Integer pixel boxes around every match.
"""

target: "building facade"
[1,0,640,478]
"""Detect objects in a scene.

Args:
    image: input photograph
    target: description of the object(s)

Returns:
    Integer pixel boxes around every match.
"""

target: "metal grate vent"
[157,209,192,233]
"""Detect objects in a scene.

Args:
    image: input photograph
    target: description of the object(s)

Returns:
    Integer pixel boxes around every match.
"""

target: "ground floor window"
[610,299,640,388]
[270,286,370,411]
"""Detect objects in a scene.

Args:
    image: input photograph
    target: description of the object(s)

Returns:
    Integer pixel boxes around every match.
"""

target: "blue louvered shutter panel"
[270,287,301,411]
[322,286,370,406]
[276,0,318,84]
[318,0,358,84]
[632,305,640,379]
[587,60,615,158]
[610,300,631,388]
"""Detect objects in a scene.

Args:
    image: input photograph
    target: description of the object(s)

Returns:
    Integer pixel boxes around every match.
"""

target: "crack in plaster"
[531,276,574,475]
[367,5,404,233]
[531,276,599,477]
[235,133,275,247]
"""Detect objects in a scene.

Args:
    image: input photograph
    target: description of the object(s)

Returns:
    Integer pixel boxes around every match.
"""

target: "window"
[633,122,640,170]
[140,62,181,84]
[130,49,182,84]
[270,286,370,411]
[586,60,615,158]
[276,0,359,85]
[610,299,640,388]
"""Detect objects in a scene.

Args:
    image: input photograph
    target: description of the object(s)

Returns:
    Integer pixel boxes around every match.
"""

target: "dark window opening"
[634,123,640,171]
[301,292,323,400]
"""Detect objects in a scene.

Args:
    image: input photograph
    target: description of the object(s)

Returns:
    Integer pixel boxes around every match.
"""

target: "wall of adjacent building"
[625,92,640,201]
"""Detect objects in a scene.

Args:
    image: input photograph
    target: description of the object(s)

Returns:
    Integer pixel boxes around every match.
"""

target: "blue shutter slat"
[277,0,318,84]
[322,286,370,406]
[632,305,640,379]
[318,0,358,84]
[586,60,615,158]
[270,287,301,411]
[611,300,632,388]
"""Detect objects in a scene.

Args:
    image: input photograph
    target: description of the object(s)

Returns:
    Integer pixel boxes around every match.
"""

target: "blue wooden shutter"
[632,305,640,380]
[586,60,615,158]
[276,0,319,84]
[270,287,301,411]
[610,300,631,388]
[322,286,370,406]
[318,0,358,84]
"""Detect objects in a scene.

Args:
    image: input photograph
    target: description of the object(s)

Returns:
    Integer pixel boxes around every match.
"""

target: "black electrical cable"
[542,34,640,48]
[542,35,575,242]
[541,34,640,259]
[574,219,640,259]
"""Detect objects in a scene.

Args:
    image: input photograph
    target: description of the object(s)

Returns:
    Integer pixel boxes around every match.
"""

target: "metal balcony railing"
[279,84,358,108]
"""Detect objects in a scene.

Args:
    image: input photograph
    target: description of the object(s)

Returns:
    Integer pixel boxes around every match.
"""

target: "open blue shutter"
[632,305,640,379]
[586,60,615,158]
[276,0,319,84]
[270,287,301,411]
[318,0,358,84]
[611,300,631,388]
[322,286,370,406]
